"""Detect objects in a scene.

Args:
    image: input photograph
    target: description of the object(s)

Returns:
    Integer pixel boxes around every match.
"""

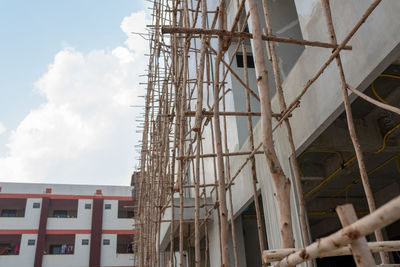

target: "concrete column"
[34,197,49,267]
[89,198,104,267]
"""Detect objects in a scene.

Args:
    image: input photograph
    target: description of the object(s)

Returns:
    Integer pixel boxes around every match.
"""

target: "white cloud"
[0,122,5,135]
[0,11,149,185]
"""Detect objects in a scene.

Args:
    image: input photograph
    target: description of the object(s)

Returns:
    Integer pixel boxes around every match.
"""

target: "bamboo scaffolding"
[132,0,400,267]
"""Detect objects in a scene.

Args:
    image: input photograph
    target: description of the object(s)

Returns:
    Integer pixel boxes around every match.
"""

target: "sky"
[0,0,149,185]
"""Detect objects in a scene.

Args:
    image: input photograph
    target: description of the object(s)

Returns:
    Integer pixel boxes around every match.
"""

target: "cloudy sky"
[0,0,149,185]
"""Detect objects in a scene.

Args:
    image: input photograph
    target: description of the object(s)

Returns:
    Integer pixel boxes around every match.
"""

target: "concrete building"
[0,182,135,267]
[136,0,400,266]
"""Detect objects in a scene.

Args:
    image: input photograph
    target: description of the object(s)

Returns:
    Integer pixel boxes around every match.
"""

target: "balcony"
[48,199,78,218]
[116,234,133,254]
[0,235,21,255]
[0,198,26,218]
[44,234,75,255]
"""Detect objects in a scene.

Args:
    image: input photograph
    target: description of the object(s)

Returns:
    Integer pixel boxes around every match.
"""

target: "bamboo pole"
[222,73,240,267]
[263,241,400,263]
[346,84,400,116]
[176,150,264,160]
[237,6,266,264]
[177,1,190,265]
[336,204,376,266]
[260,0,312,256]
[213,0,231,265]
[320,0,389,263]
[272,196,400,267]
[161,26,353,50]
[193,0,207,265]
[248,0,294,248]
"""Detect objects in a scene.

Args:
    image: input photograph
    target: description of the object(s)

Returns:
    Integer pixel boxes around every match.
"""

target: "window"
[105,204,111,210]
[118,200,135,218]
[84,203,91,209]
[117,234,134,254]
[0,235,21,255]
[28,239,35,246]
[50,245,62,254]
[81,239,89,245]
[1,209,17,217]
[33,203,40,209]
[44,234,75,255]
[236,54,255,68]
[103,239,110,245]
[48,199,78,218]
[53,210,68,218]
[0,198,26,217]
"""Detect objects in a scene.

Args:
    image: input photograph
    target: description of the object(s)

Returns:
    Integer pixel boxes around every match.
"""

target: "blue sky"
[0,1,148,185]
[0,0,144,138]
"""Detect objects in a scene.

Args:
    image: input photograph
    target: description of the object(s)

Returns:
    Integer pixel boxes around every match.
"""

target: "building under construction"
[133,0,400,266]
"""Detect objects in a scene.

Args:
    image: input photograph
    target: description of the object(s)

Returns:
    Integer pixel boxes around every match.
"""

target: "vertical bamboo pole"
[221,64,239,267]
[320,0,389,263]
[169,1,179,266]
[247,0,294,248]
[213,0,231,265]
[194,0,207,265]
[260,0,313,262]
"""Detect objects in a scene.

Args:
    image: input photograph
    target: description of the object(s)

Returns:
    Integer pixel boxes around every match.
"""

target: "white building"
[0,182,135,267]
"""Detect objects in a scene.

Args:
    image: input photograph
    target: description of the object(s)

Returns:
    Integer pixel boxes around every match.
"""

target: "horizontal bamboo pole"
[272,196,400,267]
[181,183,218,188]
[277,0,382,130]
[263,241,400,263]
[159,218,210,223]
[186,111,263,117]
[158,111,272,117]
[162,26,352,50]
[176,150,264,160]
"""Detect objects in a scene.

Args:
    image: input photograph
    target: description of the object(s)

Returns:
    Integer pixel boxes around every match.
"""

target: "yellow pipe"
[304,74,400,198]
[328,153,400,207]
[371,74,400,105]
[396,157,400,175]
[374,123,400,154]
[304,155,355,198]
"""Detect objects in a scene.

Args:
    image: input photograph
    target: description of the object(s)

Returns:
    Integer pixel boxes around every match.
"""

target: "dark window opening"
[0,198,26,217]
[53,210,68,218]
[105,204,111,210]
[44,235,75,255]
[48,199,78,218]
[82,239,89,245]
[1,210,16,217]
[118,200,135,218]
[236,54,255,68]
[0,235,21,255]
[103,239,110,245]
[27,239,35,246]
[33,203,40,209]
[117,234,134,254]
[84,203,91,209]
